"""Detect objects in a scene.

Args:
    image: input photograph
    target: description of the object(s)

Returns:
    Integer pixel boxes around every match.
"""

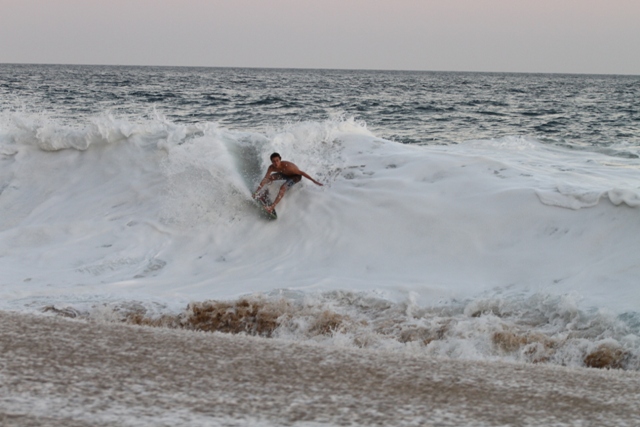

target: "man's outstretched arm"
[299,171,323,186]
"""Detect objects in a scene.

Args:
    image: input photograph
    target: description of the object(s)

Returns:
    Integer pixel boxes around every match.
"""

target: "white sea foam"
[1,113,639,368]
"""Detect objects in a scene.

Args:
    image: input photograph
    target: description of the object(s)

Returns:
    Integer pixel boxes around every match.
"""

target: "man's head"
[270,152,281,167]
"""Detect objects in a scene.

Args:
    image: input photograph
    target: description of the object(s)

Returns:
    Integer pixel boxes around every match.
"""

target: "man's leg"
[266,176,301,211]
[266,184,288,212]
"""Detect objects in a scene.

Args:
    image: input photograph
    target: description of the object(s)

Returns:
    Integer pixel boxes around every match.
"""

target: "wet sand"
[1,310,639,426]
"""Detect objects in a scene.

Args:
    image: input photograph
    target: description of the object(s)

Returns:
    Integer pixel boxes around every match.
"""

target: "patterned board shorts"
[270,173,302,189]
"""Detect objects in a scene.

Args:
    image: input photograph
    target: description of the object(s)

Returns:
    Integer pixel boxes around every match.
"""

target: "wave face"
[1,113,640,369]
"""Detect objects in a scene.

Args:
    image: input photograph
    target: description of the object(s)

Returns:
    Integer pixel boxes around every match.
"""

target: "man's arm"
[299,170,323,186]
[253,165,275,197]
[282,162,323,187]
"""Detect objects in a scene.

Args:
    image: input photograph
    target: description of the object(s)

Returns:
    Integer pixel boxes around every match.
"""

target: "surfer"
[253,153,323,213]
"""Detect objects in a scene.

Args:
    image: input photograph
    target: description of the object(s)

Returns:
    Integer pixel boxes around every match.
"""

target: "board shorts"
[270,172,302,189]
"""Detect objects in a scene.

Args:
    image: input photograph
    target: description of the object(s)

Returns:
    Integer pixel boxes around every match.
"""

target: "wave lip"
[537,186,640,209]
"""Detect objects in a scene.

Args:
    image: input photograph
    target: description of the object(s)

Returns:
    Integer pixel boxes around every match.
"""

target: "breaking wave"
[2,111,640,371]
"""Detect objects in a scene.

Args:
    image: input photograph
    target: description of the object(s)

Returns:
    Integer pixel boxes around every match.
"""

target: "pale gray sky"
[1,0,639,74]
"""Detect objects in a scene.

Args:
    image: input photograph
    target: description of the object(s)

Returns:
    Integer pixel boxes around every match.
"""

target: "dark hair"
[270,152,281,160]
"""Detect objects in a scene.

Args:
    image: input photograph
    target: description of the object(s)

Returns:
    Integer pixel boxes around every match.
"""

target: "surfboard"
[254,191,277,220]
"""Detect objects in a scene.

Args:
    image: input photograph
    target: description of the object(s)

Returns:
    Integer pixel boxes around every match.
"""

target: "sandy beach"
[1,310,639,426]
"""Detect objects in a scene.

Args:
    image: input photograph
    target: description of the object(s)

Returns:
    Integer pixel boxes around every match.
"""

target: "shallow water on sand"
[2,311,640,426]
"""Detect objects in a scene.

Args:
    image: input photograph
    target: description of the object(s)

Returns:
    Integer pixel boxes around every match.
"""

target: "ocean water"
[1,64,639,370]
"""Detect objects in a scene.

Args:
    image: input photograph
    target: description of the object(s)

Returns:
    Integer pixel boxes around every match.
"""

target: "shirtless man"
[253,152,323,213]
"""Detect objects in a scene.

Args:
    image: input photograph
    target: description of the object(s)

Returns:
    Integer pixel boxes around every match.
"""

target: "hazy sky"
[1,0,639,74]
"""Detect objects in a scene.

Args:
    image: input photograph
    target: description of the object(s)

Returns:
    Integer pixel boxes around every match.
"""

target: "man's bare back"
[253,153,323,213]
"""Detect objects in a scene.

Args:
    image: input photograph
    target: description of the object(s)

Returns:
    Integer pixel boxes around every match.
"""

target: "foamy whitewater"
[1,65,639,371]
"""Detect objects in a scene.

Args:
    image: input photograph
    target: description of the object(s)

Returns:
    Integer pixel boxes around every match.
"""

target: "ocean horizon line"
[2,61,638,77]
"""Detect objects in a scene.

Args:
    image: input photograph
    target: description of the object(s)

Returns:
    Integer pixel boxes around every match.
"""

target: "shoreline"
[1,310,639,426]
